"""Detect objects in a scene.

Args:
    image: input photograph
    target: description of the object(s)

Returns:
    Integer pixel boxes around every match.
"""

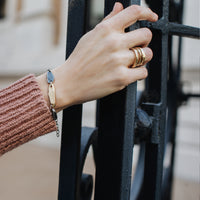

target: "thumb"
[103,2,124,21]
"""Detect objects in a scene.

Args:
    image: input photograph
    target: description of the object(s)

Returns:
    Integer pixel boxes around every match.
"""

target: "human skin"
[36,3,158,112]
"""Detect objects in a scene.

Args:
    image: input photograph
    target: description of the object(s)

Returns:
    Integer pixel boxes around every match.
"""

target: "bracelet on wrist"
[47,69,60,137]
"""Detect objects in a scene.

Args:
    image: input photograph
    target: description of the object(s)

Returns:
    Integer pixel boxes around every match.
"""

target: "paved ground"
[0,143,199,200]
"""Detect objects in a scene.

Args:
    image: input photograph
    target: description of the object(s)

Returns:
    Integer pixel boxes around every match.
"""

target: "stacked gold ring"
[131,47,146,68]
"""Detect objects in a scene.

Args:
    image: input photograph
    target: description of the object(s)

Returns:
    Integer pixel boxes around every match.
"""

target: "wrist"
[52,65,74,112]
[36,68,73,113]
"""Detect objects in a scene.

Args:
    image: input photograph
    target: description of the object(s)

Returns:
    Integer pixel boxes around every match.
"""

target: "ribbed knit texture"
[0,74,57,156]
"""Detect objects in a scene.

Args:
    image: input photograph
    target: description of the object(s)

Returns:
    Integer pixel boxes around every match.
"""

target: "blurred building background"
[0,0,199,199]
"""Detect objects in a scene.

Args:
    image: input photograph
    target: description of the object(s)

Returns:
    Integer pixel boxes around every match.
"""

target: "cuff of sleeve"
[0,74,57,155]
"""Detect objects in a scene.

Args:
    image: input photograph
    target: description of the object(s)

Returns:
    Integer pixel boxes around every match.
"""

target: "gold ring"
[135,47,143,65]
[139,47,146,65]
[130,47,146,68]
[132,48,139,68]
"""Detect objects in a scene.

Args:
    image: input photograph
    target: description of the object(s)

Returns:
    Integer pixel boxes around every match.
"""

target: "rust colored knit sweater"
[0,74,57,156]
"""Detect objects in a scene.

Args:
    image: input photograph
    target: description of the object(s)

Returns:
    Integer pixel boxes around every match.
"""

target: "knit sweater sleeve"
[0,74,57,156]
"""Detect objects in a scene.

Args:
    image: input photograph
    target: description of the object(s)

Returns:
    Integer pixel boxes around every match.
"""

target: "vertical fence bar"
[138,0,169,199]
[94,1,140,200]
[162,1,185,199]
[58,1,87,199]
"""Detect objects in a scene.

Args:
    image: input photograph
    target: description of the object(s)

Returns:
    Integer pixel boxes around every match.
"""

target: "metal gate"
[58,0,200,199]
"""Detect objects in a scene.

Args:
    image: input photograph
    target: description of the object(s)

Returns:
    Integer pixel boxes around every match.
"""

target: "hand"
[37,3,158,112]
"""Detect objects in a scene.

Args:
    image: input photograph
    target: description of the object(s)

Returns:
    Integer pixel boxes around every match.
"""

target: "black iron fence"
[58,0,200,200]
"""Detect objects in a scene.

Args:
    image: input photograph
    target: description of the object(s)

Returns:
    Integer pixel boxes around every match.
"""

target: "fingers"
[118,47,152,68]
[128,47,153,67]
[127,66,148,83]
[122,47,153,85]
[116,66,148,89]
[123,28,152,48]
[140,47,153,65]
[103,2,124,21]
[115,47,152,86]
[107,5,158,31]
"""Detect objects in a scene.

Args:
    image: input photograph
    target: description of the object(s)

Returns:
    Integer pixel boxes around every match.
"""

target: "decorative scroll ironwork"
[58,0,200,200]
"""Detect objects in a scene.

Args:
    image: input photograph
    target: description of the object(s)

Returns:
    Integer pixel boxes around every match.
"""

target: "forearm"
[0,75,57,156]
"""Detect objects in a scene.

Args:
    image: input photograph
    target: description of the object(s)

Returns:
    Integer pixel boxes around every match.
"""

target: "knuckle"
[144,47,153,61]
[131,5,142,16]
[143,28,152,41]
[105,34,121,50]
[95,21,110,34]
[110,53,120,64]
[148,48,153,60]
[147,7,153,13]
[141,67,148,78]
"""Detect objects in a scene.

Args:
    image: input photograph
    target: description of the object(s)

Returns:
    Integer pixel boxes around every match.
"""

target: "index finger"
[107,5,158,31]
